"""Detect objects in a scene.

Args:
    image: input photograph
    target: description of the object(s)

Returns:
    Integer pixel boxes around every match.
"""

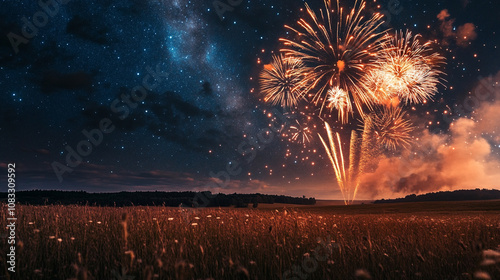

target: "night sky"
[1,0,499,199]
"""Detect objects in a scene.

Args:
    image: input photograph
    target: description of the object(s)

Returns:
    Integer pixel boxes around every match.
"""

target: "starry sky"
[1,0,499,199]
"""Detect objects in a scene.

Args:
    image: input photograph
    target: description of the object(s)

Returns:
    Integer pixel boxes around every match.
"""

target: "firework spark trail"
[353,118,377,201]
[348,130,360,201]
[320,121,374,204]
[335,128,348,201]
[280,0,387,122]
[260,54,309,108]
[319,122,348,204]
[321,109,412,202]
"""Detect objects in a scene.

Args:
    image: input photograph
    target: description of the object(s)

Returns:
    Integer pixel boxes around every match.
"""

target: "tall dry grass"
[1,204,499,279]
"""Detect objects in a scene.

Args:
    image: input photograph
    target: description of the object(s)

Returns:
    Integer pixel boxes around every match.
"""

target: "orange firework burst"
[364,30,445,104]
[259,54,309,108]
[366,106,414,150]
[280,0,387,122]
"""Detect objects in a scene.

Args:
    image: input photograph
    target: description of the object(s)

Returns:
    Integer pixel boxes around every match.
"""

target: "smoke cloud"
[437,9,477,47]
[437,9,450,21]
[360,72,500,198]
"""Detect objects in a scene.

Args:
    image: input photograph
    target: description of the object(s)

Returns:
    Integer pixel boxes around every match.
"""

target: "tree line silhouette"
[374,189,500,203]
[0,190,316,207]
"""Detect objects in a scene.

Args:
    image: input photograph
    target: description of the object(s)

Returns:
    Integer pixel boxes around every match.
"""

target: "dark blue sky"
[1,0,499,199]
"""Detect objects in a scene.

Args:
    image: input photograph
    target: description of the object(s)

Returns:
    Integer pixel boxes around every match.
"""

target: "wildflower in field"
[355,269,372,279]
[168,217,174,221]
[191,223,198,226]
[121,214,129,249]
[125,250,135,268]
[49,236,55,239]
[483,249,500,260]
[480,259,496,266]
[57,238,62,242]
[473,271,491,280]
[416,249,425,262]
[236,266,249,278]
[480,248,500,266]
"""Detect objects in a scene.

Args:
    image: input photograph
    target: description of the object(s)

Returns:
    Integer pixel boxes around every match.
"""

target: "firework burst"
[258,1,446,205]
[366,106,414,150]
[282,111,317,145]
[364,30,445,104]
[289,120,313,144]
[327,86,352,123]
[259,54,309,108]
[280,0,387,121]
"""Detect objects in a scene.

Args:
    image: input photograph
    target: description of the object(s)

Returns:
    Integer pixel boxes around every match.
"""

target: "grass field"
[1,201,500,279]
